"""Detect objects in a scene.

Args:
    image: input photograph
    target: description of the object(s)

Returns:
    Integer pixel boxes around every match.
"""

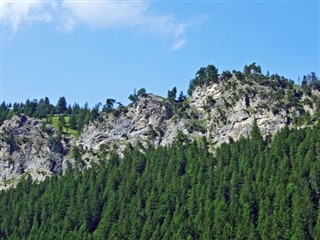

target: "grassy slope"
[43,115,79,138]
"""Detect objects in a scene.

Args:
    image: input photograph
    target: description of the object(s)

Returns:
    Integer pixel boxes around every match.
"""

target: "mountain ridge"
[0,64,319,189]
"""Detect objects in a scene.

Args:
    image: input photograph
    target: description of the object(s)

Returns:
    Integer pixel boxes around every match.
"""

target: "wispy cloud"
[172,39,187,51]
[59,1,149,30]
[1,0,189,50]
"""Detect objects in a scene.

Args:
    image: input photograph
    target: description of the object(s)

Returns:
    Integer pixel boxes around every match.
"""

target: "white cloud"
[1,0,188,49]
[60,1,149,30]
[59,1,186,41]
[1,0,55,34]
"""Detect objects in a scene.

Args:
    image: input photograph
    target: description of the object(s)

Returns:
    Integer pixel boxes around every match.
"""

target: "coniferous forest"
[1,124,320,239]
[1,0,319,238]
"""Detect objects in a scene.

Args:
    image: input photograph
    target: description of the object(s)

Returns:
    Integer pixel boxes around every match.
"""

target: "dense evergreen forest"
[1,124,320,239]
[0,64,320,239]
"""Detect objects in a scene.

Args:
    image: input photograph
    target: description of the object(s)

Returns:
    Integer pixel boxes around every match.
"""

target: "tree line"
[187,63,319,96]
[0,97,102,131]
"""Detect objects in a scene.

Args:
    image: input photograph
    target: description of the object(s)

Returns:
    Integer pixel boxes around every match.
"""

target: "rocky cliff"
[0,115,69,189]
[77,76,318,159]
[1,74,319,189]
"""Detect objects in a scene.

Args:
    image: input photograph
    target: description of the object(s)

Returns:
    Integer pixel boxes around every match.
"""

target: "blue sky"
[1,1,319,107]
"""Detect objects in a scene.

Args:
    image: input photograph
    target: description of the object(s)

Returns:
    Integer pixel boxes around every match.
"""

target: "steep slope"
[77,94,178,154]
[0,115,69,189]
[1,126,320,239]
[76,75,319,161]
[0,67,319,188]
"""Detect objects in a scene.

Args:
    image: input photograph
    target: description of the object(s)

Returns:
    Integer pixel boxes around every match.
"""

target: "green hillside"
[43,115,79,138]
[1,123,319,239]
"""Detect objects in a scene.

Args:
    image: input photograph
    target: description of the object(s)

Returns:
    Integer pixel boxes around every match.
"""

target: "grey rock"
[76,78,319,161]
[0,115,68,190]
[1,77,319,189]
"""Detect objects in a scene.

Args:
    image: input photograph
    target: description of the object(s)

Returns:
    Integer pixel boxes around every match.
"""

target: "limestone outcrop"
[0,115,69,189]
[1,76,319,189]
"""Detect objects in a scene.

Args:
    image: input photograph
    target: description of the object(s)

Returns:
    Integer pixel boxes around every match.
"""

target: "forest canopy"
[0,124,320,239]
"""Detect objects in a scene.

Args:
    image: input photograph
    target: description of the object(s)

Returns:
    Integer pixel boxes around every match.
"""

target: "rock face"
[77,77,318,159]
[187,82,290,145]
[0,115,69,190]
[77,94,177,157]
[1,76,319,189]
